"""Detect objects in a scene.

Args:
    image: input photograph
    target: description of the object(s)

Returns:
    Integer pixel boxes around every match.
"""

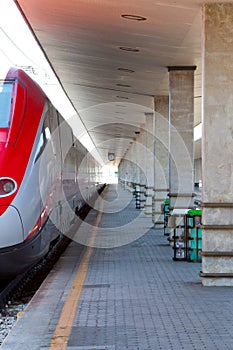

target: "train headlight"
[0,178,17,196]
[3,181,14,193]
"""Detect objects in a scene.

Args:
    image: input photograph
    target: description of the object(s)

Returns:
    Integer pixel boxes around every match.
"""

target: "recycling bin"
[135,185,140,209]
[164,199,170,236]
[186,209,202,262]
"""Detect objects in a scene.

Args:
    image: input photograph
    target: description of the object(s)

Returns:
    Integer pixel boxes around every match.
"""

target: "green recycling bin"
[186,209,202,262]
[164,199,170,236]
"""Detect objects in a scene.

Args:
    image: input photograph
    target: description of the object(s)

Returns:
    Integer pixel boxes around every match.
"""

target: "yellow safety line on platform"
[49,188,108,350]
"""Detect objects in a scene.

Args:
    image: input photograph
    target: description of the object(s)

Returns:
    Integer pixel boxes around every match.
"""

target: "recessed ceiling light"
[121,14,147,21]
[116,96,129,100]
[119,47,140,52]
[118,68,135,73]
[116,83,131,88]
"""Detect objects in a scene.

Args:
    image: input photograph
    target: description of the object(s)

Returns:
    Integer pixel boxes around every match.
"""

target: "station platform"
[2,184,233,350]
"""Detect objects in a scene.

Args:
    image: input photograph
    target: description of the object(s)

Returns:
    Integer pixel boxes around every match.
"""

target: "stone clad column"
[118,143,138,189]
[201,3,233,286]
[144,113,155,217]
[134,137,141,187]
[125,142,134,186]
[118,158,127,187]
[153,96,169,227]
[168,66,196,211]
[118,158,125,186]
[139,128,147,209]
[129,141,138,186]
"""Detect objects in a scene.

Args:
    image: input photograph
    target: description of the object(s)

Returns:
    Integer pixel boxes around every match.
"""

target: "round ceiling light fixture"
[121,14,147,21]
[116,96,129,100]
[119,46,139,52]
[118,68,135,73]
[116,83,131,88]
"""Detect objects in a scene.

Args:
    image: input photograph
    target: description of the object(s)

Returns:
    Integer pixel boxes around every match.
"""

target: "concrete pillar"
[194,158,202,187]
[134,138,141,186]
[125,143,134,186]
[118,158,126,187]
[153,96,169,227]
[201,3,233,286]
[119,143,136,189]
[168,66,196,211]
[125,159,130,185]
[137,128,147,209]
[129,141,137,185]
[144,113,155,217]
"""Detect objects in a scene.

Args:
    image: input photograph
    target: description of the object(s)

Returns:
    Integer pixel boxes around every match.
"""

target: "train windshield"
[0,82,13,128]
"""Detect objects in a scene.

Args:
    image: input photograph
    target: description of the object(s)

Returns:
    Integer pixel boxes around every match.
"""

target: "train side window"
[44,125,51,140]
[34,131,45,162]
[34,113,51,163]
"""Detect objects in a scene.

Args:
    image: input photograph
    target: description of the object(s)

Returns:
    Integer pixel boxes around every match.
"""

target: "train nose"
[0,205,24,248]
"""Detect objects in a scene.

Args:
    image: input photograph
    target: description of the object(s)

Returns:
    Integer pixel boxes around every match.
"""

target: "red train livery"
[0,68,103,277]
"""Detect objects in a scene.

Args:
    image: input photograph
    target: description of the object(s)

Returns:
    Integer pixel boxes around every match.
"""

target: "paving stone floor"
[2,184,233,350]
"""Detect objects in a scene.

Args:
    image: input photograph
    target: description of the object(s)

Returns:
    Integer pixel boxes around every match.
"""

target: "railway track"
[0,186,106,347]
[0,192,102,312]
[0,234,75,312]
[0,277,24,311]
[0,229,86,346]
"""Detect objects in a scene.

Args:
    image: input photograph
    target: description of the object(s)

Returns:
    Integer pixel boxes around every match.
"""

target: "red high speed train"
[0,68,103,278]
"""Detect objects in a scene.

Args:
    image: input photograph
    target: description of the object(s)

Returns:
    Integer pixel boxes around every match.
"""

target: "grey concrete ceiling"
[15,0,217,164]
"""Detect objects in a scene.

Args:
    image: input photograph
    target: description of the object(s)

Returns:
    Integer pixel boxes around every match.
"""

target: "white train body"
[0,68,103,277]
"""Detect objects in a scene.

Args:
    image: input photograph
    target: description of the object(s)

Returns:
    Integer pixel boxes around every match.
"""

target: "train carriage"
[0,68,102,277]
